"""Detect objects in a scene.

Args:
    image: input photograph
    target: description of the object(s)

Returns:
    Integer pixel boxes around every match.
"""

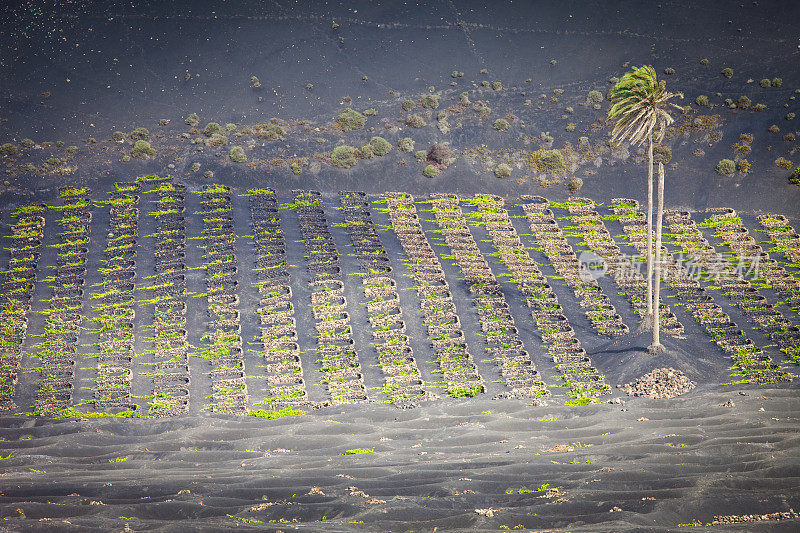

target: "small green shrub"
[568,176,583,193]
[786,113,796,121]
[121,155,131,162]
[494,163,511,179]
[446,385,482,398]
[737,96,751,109]
[258,125,285,141]
[772,77,783,87]
[414,150,427,161]
[369,136,392,156]
[700,58,709,65]
[664,67,675,75]
[185,113,200,127]
[343,448,374,455]
[112,131,126,142]
[587,90,604,104]
[493,118,510,132]
[131,140,156,159]
[565,123,576,132]
[229,146,247,163]
[421,95,440,109]
[538,150,565,173]
[46,157,61,166]
[249,407,306,419]
[721,67,733,78]
[423,164,440,178]
[337,108,366,131]
[492,81,502,91]
[776,157,793,170]
[66,145,78,154]
[204,170,214,179]
[225,123,237,131]
[206,133,228,146]
[331,145,357,168]
[361,143,374,159]
[715,158,735,175]
[565,396,590,406]
[737,159,750,174]
[653,144,672,164]
[191,162,201,172]
[402,99,415,111]
[760,79,771,88]
[130,127,150,140]
[472,101,491,117]
[406,114,426,128]
[753,103,767,111]
[695,95,709,106]
[733,142,751,156]
[0,143,18,157]
[291,162,302,175]
[159,118,170,126]
[204,122,222,136]
[20,138,34,148]
[789,166,800,185]
[397,137,415,152]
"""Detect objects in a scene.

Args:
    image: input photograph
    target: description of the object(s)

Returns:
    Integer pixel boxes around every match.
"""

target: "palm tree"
[608,65,682,353]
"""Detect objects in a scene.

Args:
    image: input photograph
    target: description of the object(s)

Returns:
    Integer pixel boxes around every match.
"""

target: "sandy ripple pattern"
[0,389,798,531]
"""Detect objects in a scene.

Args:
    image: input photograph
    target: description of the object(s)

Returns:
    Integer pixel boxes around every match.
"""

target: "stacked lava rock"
[620,368,695,399]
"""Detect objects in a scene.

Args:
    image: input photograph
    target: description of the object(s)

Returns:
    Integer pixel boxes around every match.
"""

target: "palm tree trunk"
[646,137,654,327]
[649,161,666,354]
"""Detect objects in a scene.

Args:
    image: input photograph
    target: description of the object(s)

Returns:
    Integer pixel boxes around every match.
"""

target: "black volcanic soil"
[1,1,800,531]
[1,388,800,532]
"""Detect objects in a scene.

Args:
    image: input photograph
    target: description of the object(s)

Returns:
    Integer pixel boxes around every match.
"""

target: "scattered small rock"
[475,508,495,518]
[720,400,735,407]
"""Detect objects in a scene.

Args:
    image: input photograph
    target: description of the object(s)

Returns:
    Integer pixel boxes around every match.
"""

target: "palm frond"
[607,66,683,146]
